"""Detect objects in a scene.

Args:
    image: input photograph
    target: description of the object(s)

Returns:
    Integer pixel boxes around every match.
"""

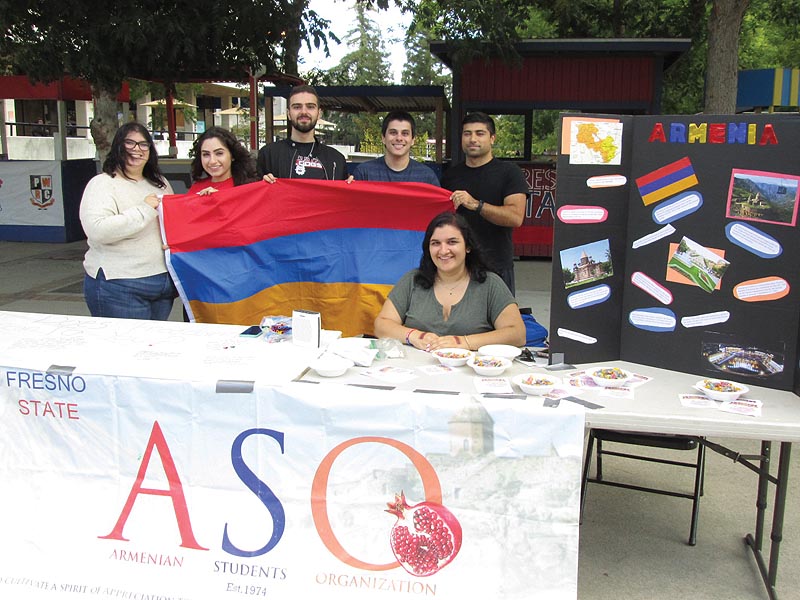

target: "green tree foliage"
[1,0,333,156]
[401,27,451,156]
[741,0,800,69]
[532,0,709,113]
[408,0,535,65]
[329,2,392,84]
[324,2,392,149]
[491,112,560,159]
[402,28,451,90]
[493,115,525,158]
[403,0,800,115]
[128,80,203,131]
[282,0,344,77]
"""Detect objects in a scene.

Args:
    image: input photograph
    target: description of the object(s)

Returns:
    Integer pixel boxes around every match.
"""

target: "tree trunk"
[282,0,306,76]
[704,0,750,114]
[90,85,120,164]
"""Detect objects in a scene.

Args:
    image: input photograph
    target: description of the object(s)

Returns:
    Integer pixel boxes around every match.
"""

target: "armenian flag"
[160,179,452,336]
[635,156,698,206]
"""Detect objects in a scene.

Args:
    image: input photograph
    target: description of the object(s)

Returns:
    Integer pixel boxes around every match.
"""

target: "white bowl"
[310,355,354,377]
[513,373,560,396]
[477,344,521,359]
[467,355,512,376]
[696,378,749,401]
[432,348,473,367]
[590,366,632,388]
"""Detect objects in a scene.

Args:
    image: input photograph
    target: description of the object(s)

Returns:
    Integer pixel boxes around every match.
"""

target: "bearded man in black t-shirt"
[257,84,347,181]
[441,112,528,294]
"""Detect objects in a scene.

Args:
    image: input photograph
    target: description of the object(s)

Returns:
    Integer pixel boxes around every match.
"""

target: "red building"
[430,39,691,256]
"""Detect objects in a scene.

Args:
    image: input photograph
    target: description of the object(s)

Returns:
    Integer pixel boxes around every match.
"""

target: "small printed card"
[543,388,574,400]
[473,377,515,395]
[680,393,719,409]
[564,371,597,389]
[565,369,647,394]
[624,373,653,389]
[417,364,455,376]
[718,398,763,417]
[361,366,418,384]
[598,386,634,400]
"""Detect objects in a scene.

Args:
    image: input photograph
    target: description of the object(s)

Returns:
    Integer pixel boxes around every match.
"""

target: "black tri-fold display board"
[550,113,800,393]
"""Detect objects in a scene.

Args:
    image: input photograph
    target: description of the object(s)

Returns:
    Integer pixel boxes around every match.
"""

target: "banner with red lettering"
[0,374,583,599]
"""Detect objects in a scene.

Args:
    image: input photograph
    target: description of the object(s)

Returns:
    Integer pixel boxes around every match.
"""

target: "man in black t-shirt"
[441,112,528,294]
[257,85,347,181]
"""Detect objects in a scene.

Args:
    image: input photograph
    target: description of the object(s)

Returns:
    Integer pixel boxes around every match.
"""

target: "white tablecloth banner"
[0,372,583,599]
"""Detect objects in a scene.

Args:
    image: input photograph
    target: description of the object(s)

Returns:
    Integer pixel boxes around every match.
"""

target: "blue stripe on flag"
[638,165,696,197]
[170,228,424,303]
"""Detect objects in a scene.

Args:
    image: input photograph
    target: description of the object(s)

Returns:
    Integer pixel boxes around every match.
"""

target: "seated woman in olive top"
[374,211,526,352]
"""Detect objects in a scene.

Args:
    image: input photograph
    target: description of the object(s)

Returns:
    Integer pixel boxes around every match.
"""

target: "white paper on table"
[361,365,418,383]
[546,388,576,399]
[719,398,763,417]
[624,373,652,388]
[563,371,598,389]
[598,387,634,399]
[417,364,455,376]
[680,394,720,409]
[473,377,514,394]
[332,347,379,367]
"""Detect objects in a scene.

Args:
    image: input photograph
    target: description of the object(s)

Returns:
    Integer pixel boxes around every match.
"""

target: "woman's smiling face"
[122,133,150,175]
[429,224,468,274]
[200,136,233,182]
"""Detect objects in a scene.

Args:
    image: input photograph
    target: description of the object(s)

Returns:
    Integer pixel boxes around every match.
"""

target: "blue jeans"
[84,269,176,321]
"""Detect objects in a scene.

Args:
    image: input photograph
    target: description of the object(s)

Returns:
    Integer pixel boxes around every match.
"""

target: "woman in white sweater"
[80,122,175,320]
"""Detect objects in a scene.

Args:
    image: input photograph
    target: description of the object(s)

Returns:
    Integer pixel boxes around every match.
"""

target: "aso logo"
[100,423,462,577]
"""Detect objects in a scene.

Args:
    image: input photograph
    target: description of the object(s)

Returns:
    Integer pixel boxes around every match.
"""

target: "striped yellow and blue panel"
[635,156,698,206]
[161,179,452,337]
[772,68,800,108]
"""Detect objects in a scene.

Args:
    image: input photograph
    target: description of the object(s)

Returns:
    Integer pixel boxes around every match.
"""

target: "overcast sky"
[300,0,413,82]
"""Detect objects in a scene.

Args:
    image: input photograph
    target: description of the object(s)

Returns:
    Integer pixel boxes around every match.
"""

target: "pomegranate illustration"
[386,491,462,576]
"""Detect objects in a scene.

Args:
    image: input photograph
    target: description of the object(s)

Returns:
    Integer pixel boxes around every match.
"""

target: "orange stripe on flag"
[189,282,392,337]
[642,174,699,206]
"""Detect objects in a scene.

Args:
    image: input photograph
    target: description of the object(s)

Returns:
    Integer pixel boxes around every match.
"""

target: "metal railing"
[5,121,91,137]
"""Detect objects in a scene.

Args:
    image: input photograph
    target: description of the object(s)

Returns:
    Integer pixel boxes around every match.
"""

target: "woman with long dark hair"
[374,211,525,351]
[188,126,257,194]
[80,122,176,320]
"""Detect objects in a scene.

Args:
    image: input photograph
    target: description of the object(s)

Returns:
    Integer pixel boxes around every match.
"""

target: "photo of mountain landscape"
[727,169,800,226]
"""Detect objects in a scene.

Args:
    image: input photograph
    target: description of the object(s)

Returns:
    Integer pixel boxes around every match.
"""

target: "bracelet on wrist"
[405,328,417,345]
[464,335,472,350]
[476,200,484,215]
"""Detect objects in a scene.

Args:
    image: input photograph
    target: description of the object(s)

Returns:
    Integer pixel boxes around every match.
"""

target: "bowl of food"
[432,348,473,367]
[477,344,521,359]
[513,373,560,396]
[467,355,512,376]
[590,366,632,388]
[310,355,354,377]
[696,378,748,401]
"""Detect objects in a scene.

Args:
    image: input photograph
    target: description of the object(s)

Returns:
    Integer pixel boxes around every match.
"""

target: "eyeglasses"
[123,139,150,151]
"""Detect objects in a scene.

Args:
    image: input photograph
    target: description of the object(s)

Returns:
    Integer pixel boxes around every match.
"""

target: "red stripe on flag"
[634,157,693,187]
[161,180,452,253]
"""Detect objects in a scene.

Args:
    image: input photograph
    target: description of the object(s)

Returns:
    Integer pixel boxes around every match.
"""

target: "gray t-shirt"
[388,270,516,336]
